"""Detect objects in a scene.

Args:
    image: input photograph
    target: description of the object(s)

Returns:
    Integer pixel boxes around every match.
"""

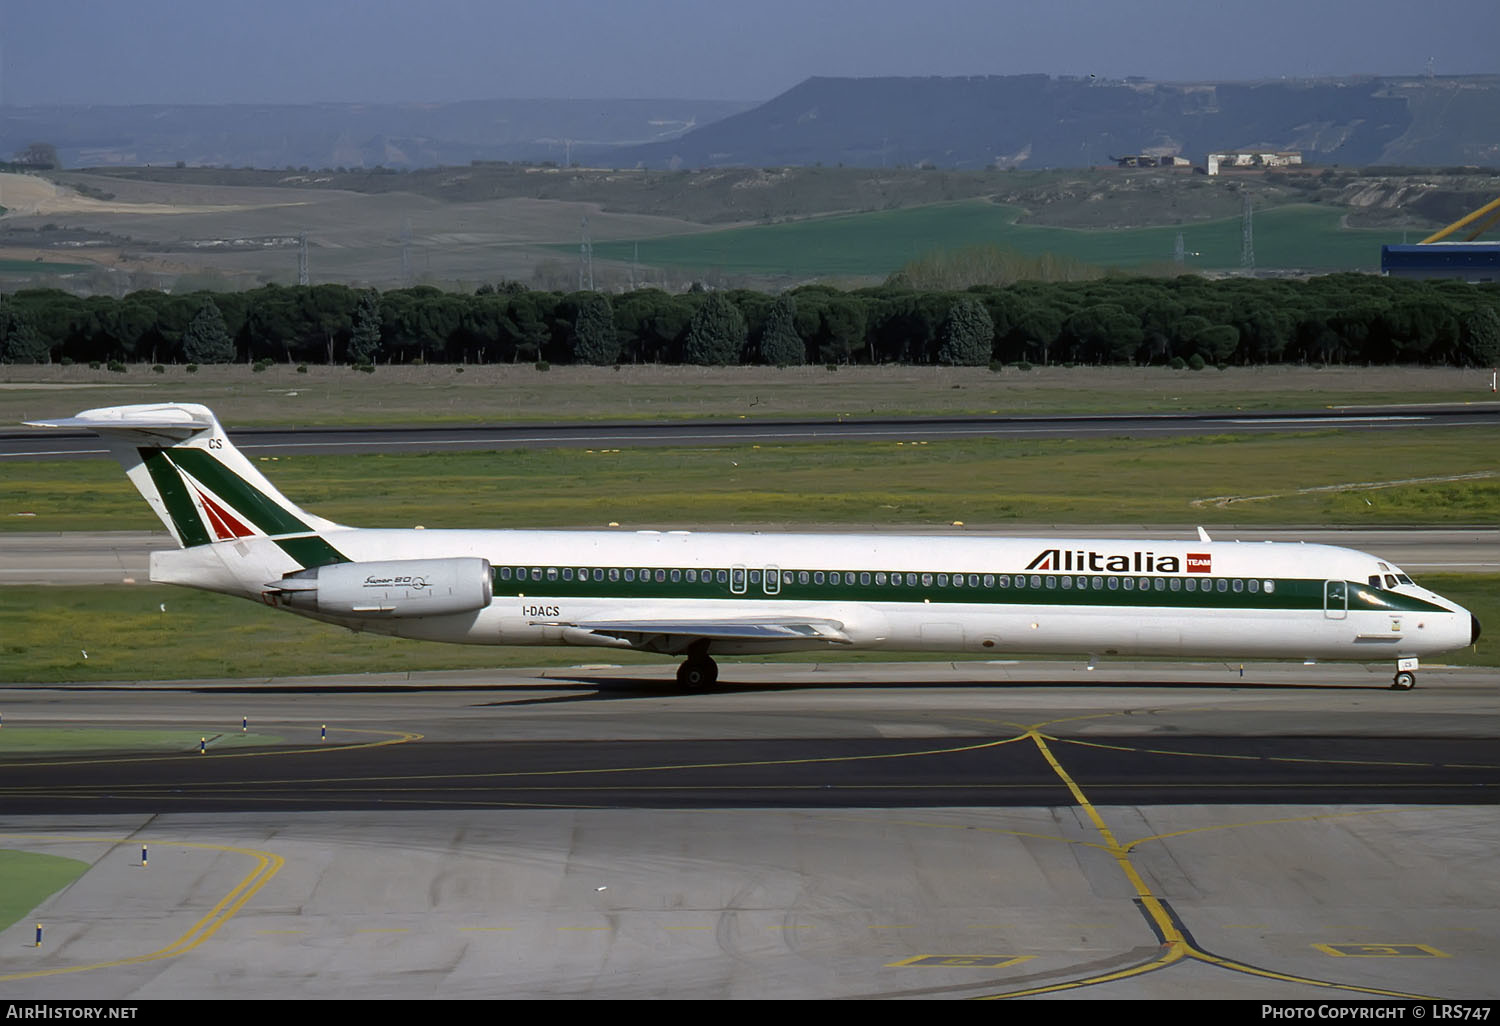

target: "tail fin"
[27,403,343,549]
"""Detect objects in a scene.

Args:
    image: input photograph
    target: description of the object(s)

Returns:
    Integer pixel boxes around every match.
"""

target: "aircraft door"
[1324,580,1348,620]
[763,565,781,595]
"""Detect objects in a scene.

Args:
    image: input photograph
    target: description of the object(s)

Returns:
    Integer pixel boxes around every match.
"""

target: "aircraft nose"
[1473,615,1483,647]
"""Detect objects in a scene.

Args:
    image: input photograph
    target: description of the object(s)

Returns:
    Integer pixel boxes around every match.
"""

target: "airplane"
[28,402,1481,691]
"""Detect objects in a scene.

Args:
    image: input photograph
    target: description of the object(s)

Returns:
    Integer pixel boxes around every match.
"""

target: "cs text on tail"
[30,403,1480,690]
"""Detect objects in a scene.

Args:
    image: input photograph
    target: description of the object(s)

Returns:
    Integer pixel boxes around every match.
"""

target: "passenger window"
[814,572,825,585]
[905,573,917,587]
[875,572,886,585]
[1264,580,1275,594]
[671,569,681,583]
[655,569,666,583]
[594,568,605,582]
[1232,579,1243,592]
[531,568,543,581]
[547,567,558,581]
[860,572,871,585]
[717,570,728,584]
[1107,577,1118,590]
[997,575,1009,589]
[937,574,948,587]
[1045,576,1055,589]
[799,571,810,585]
[562,568,573,582]
[500,567,512,581]
[609,568,619,582]
[921,573,933,587]
[983,574,994,588]
[1029,575,1041,589]
[1217,579,1228,593]
[624,569,635,582]
[1170,578,1180,591]
[1185,579,1196,592]
[830,572,842,586]
[1122,577,1134,590]
[1248,579,1259,593]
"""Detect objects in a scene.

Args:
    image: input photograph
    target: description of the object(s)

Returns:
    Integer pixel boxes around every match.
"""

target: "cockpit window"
[1369,575,1382,588]
[1385,574,1399,589]
[1397,574,1413,585]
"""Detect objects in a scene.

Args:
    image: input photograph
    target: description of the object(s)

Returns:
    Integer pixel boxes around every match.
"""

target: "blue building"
[1381,243,1500,282]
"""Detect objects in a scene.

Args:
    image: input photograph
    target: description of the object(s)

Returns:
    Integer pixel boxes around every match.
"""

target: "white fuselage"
[151,527,1476,663]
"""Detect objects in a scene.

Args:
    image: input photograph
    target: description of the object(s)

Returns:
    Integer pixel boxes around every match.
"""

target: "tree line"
[1,274,1497,369]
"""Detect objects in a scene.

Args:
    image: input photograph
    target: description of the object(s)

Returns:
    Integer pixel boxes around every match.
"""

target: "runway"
[1,663,1497,1000]
[4,405,1500,460]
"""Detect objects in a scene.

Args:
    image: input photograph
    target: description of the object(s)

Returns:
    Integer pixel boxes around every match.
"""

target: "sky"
[1,0,1497,106]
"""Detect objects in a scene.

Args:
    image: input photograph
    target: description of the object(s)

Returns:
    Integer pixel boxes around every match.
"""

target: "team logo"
[1186,553,1212,573]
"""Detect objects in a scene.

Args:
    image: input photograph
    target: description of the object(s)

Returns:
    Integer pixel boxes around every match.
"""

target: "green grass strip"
[0,850,91,932]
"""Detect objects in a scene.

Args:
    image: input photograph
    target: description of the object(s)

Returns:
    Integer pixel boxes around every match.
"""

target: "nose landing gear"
[1391,657,1419,691]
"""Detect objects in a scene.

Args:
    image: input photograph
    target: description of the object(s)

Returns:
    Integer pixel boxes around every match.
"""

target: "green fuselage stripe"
[492,567,1447,614]
[274,535,351,569]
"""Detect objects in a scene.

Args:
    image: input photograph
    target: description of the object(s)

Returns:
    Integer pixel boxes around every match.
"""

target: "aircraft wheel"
[1391,671,1416,691]
[676,657,718,689]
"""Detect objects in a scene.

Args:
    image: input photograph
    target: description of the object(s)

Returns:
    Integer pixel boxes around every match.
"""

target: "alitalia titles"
[1024,549,1212,574]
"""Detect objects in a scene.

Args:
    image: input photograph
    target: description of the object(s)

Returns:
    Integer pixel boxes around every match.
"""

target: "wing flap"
[537,617,853,646]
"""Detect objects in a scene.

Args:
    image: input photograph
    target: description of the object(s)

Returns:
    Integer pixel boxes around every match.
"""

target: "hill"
[616,74,1500,170]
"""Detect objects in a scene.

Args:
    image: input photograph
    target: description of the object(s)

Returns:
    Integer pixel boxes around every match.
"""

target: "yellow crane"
[1419,195,1500,244]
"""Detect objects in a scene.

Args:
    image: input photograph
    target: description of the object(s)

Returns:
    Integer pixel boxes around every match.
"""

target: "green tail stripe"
[140,448,212,547]
[163,448,310,536]
[274,535,350,568]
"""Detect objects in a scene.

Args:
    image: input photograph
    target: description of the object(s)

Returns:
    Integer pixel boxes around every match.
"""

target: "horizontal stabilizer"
[27,405,214,438]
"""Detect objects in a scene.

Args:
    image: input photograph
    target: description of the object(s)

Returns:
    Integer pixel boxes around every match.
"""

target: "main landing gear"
[675,654,718,689]
[1391,657,1419,691]
[675,640,719,689]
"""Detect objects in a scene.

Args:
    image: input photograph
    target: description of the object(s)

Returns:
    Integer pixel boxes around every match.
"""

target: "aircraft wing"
[537,617,854,648]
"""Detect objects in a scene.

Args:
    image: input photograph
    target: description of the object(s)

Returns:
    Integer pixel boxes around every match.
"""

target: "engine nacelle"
[271,558,492,619]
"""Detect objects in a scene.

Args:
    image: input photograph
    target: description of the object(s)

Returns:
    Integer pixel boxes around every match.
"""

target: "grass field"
[6,428,1500,534]
[4,363,1495,429]
[0,851,90,932]
[0,258,93,275]
[2,575,1493,684]
[0,727,282,755]
[590,201,1407,276]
